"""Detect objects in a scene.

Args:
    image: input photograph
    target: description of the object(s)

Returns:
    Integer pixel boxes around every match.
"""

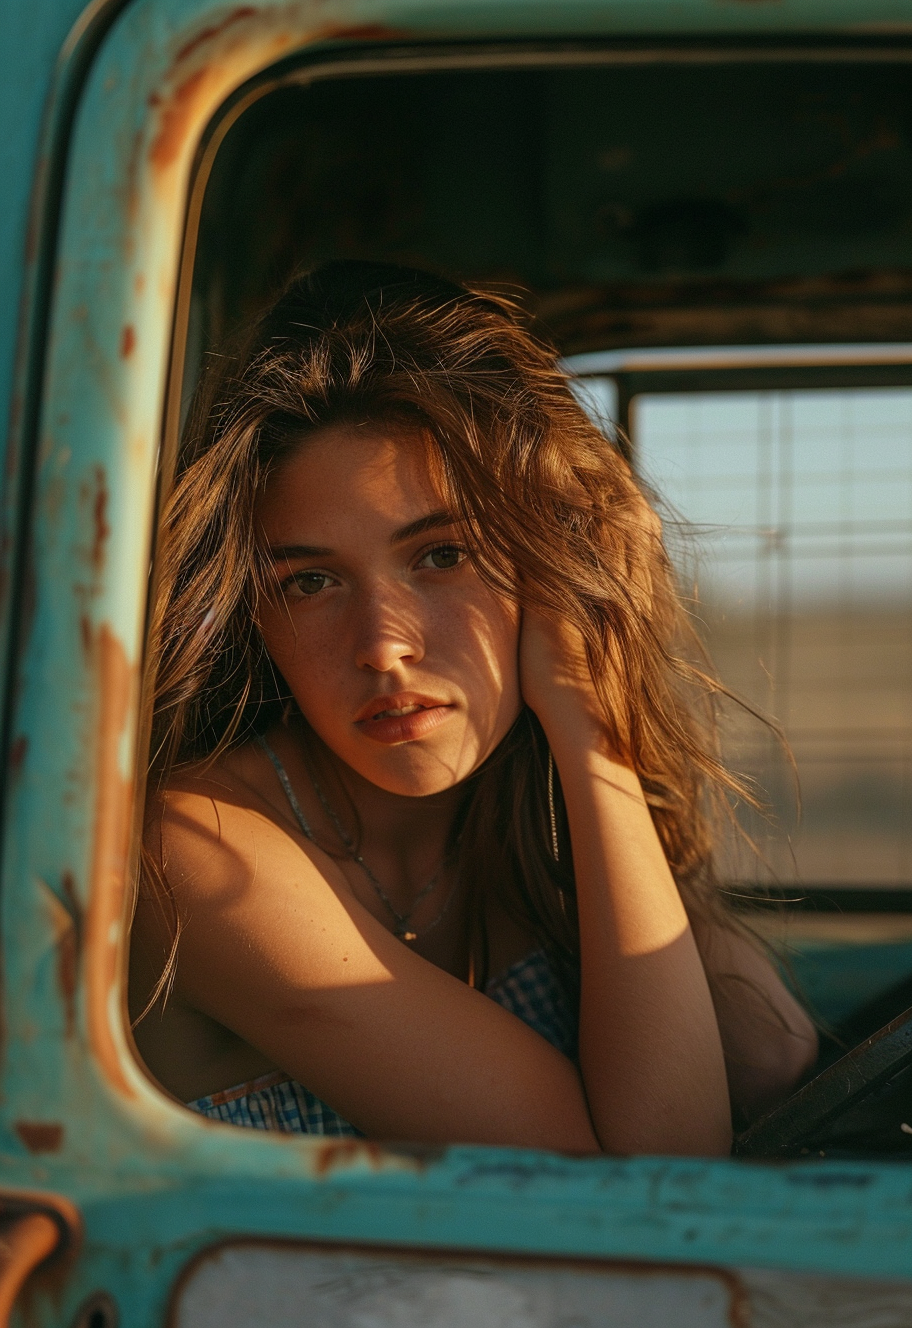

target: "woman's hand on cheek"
[518,607,605,749]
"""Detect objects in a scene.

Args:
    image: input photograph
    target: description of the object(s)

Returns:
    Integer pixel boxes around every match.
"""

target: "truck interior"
[165,39,912,1159]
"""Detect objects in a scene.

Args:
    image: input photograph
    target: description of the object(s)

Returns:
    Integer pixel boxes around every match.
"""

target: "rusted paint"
[174,5,258,65]
[119,325,136,359]
[83,623,137,1099]
[303,23,411,42]
[13,1123,63,1155]
[38,874,82,1040]
[312,1140,385,1178]
[149,15,408,174]
[56,872,82,1039]
[150,69,211,172]
[90,467,109,575]
[8,736,27,777]
[309,1136,441,1177]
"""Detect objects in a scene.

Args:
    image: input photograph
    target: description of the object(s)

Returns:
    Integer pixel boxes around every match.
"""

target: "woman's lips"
[354,696,454,745]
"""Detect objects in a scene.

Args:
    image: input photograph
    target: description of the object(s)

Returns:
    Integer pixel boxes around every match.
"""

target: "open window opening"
[132,45,912,1160]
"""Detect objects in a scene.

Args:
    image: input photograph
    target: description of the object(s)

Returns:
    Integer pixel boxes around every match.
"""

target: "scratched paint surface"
[5,1,912,1326]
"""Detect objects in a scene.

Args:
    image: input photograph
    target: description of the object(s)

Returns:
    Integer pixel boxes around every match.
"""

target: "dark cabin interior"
[191,53,912,356]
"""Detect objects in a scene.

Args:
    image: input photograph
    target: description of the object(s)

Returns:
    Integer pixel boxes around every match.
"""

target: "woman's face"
[256,422,522,796]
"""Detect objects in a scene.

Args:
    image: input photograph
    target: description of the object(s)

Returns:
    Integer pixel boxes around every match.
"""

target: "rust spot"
[91,467,109,574]
[9,735,27,776]
[310,1138,441,1176]
[174,5,257,64]
[14,1123,63,1154]
[313,1139,384,1177]
[85,624,138,1099]
[120,324,136,359]
[150,68,209,172]
[57,872,83,1038]
[80,615,91,657]
[150,18,408,176]
[308,23,410,42]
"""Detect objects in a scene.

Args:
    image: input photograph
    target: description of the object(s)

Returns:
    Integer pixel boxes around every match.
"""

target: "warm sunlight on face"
[256,423,523,796]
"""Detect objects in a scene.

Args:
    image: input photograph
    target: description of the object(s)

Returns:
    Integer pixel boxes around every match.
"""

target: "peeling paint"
[14,1123,64,1155]
[150,68,212,172]
[174,5,258,65]
[313,1140,385,1178]
[148,12,407,177]
[56,872,82,1039]
[90,467,109,575]
[8,735,27,777]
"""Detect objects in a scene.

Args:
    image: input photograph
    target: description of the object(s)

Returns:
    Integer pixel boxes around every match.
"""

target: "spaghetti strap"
[258,734,315,841]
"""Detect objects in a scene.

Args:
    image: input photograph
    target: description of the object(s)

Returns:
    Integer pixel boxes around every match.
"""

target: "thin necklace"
[259,735,458,943]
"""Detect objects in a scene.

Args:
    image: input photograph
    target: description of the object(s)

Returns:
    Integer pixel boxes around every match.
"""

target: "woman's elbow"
[731,1020,819,1123]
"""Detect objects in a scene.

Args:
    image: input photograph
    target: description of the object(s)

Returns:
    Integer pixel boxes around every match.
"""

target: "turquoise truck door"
[6,3,912,1325]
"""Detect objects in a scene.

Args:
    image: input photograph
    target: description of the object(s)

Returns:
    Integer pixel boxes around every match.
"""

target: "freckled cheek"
[259,611,346,702]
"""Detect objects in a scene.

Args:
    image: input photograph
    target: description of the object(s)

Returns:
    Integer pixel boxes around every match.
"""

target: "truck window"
[138,45,912,1149]
[636,385,912,894]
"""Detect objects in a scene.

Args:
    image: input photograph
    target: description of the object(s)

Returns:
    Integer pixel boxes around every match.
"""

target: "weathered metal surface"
[6,0,912,1326]
[169,1245,746,1328]
[169,1244,912,1328]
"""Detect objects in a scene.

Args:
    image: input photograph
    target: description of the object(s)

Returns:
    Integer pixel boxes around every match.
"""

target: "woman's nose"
[353,586,426,672]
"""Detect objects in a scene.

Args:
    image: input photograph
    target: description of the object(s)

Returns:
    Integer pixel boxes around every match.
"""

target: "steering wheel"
[735,1003,912,1157]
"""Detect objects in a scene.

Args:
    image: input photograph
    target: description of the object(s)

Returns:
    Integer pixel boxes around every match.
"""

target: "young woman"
[130,261,817,1154]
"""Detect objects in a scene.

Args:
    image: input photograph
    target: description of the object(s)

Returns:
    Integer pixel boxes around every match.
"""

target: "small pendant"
[399,929,418,942]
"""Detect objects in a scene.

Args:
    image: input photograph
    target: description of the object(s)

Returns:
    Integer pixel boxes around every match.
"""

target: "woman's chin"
[345,747,479,800]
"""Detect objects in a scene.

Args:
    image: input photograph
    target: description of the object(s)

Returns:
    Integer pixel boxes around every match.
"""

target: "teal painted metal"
[6,1,912,1324]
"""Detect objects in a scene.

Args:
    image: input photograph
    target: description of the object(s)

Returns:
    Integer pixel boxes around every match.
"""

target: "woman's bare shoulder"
[144,750,339,903]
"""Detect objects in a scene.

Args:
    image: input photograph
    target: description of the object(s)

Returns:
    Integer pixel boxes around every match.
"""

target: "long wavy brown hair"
[143,260,755,1014]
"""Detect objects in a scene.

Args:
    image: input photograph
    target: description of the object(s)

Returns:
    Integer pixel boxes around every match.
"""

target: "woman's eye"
[285,570,333,597]
[420,544,467,571]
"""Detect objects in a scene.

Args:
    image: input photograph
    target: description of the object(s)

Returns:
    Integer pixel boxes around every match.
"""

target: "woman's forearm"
[549,720,732,1156]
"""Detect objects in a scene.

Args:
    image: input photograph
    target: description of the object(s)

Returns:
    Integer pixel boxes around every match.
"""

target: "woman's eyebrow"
[390,510,458,544]
[269,542,332,561]
[269,511,457,562]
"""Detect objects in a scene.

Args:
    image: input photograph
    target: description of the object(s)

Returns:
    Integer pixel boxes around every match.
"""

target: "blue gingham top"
[186,948,574,1135]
